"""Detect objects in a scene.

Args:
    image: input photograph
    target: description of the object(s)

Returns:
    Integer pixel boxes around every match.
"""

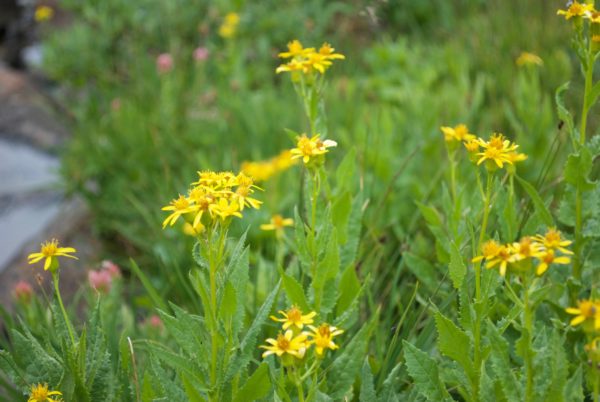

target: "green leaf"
[402,341,452,402]
[336,264,361,315]
[563,365,584,402]
[555,82,575,140]
[378,362,402,402]
[564,148,596,192]
[232,363,271,402]
[129,258,168,312]
[434,312,474,381]
[336,148,357,192]
[359,359,376,402]
[449,241,467,289]
[515,175,554,227]
[282,273,310,311]
[404,253,437,292]
[585,80,600,109]
[328,316,376,399]
[485,322,522,401]
[416,201,443,227]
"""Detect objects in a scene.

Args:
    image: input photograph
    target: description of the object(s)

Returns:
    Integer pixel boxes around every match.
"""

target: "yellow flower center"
[236,186,250,197]
[542,251,555,264]
[481,240,500,257]
[544,229,562,247]
[276,334,291,351]
[489,134,505,149]
[174,196,190,210]
[41,240,59,257]
[518,237,533,256]
[318,325,331,337]
[286,307,302,323]
[497,247,511,261]
[272,215,285,228]
[579,301,597,317]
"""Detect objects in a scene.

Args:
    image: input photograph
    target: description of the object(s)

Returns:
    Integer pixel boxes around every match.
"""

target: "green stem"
[52,271,76,348]
[209,225,227,401]
[522,274,534,402]
[573,187,583,280]
[448,147,457,203]
[478,171,494,252]
[295,367,306,402]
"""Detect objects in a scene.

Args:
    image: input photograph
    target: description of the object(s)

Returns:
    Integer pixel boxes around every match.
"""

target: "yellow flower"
[278,40,315,58]
[476,133,520,168]
[34,6,54,22]
[516,52,543,67]
[308,323,344,356]
[290,134,337,164]
[260,330,308,358]
[304,52,333,74]
[210,198,243,220]
[161,195,198,228]
[535,249,570,275]
[183,221,205,237]
[28,383,62,402]
[472,240,502,263]
[509,237,543,261]
[464,139,480,153]
[270,306,317,330]
[506,152,528,163]
[276,59,309,74]
[534,228,573,254]
[484,244,513,277]
[566,299,600,329]
[318,43,345,60]
[440,124,476,142]
[219,12,240,38]
[260,214,294,238]
[28,239,77,271]
[557,1,595,19]
[233,173,262,210]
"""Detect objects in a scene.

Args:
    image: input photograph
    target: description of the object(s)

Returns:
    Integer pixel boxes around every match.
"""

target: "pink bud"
[148,314,163,329]
[13,281,33,303]
[156,53,173,74]
[101,260,121,278]
[88,269,112,294]
[193,47,209,62]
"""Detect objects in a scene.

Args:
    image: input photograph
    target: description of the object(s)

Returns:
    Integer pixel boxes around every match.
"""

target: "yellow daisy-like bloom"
[260,330,308,358]
[210,198,243,220]
[534,228,573,254]
[464,139,480,153]
[34,6,54,22]
[476,133,520,168]
[535,249,570,275]
[278,40,315,59]
[440,124,476,142]
[233,173,262,210]
[276,59,309,74]
[28,239,77,271]
[161,195,198,228]
[509,236,543,262]
[290,134,337,164]
[318,43,345,61]
[308,323,344,356]
[557,1,595,19]
[516,52,543,67]
[484,244,513,277]
[566,299,600,329]
[472,240,502,263]
[219,12,240,38]
[260,214,294,238]
[270,306,317,330]
[28,383,62,402]
[587,10,600,23]
[241,150,297,182]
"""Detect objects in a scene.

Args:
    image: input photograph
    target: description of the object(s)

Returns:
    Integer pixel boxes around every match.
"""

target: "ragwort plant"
[404,2,600,401]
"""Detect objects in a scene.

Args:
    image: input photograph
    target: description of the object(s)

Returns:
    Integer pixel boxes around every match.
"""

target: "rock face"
[0,64,96,311]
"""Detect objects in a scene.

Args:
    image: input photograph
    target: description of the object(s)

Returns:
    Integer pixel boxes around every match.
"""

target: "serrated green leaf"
[416,202,443,227]
[378,362,402,402]
[564,148,596,192]
[434,312,474,382]
[336,264,360,315]
[282,273,310,311]
[449,241,466,289]
[485,322,522,401]
[402,341,452,402]
[328,317,376,399]
[585,80,600,109]
[555,82,575,141]
[336,148,357,192]
[359,359,376,402]
[232,363,271,402]
[404,253,437,292]
[563,365,583,402]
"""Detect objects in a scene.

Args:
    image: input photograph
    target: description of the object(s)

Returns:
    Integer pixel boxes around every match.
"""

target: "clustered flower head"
[162,171,262,231]
[476,133,527,169]
[27,239,78,272]
[28,383,62,402]
[557,1,595,19]
[290,134,337,165]
[241,150,297,182]
[261,306,343,361]
[472,228,572,277]
[219,12,240,38]
[276,40,345,75]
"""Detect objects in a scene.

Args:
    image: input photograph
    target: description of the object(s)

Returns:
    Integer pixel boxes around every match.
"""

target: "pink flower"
[13,280,33,303]
[193,47,209,62]
[101,260,121,278]
[148,314,163,330]
[88,269,112,294]
[156,53,173,74]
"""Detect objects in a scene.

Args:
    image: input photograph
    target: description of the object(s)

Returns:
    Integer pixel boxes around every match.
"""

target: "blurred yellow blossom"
[34,6,54,22]
[219,12,240,38]
[261,214,294,238]
[28,239,77,271]
[566,299,600,329]
[440,124,476,142]
[557,1,595,19]
[516,52,543,67]
[276,40,344,75]
[290,134,337,164]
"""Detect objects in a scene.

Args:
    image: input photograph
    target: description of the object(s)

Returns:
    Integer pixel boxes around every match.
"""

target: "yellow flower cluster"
[162,171,262,231]
[240,150,296,182]
[473,228,572,276]
[557,1,595,19]
[261,306,343,359]
[290,134,337,164]
[440,125,527,170]
[219,12,240,38]
[516,51,543,67]
[276,40,345,75]
[566,299,600,331]
[28,383,62,402]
